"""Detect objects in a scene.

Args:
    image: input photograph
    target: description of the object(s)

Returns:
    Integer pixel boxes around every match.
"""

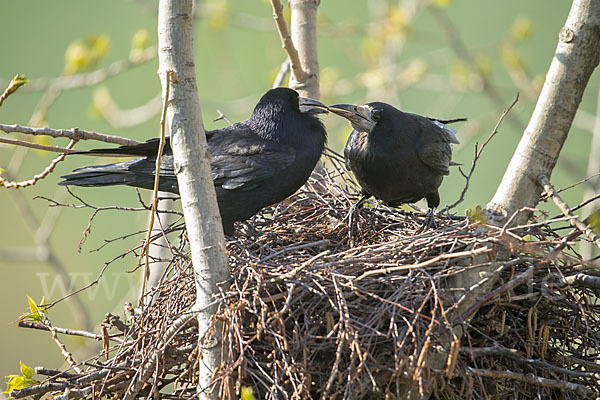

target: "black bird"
[329,102,462,228]
[60,87,329,235]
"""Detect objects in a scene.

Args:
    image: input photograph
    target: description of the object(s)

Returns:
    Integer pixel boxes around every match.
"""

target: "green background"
[0,0,597,388]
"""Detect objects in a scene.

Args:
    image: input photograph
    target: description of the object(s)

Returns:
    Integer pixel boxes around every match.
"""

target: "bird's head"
[249,87,328,145]
[328,103,390,133]
[253,87,329,118]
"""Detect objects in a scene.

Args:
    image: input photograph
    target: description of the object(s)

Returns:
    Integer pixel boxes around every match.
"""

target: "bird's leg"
[423,206,437,229]
[348,194,369,239]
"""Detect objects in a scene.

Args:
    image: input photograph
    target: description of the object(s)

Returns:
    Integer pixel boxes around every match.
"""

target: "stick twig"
[0,139,77,188]
[467,367,597,397]
[539,174,600,250]
[0,124,141,146]
[139,69,173,308]
[448,93,519,209]
[269,0,306,83]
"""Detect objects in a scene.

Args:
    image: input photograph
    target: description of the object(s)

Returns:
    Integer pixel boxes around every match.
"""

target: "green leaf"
[4,375,26,394]
[241,386,257,400]
[466,205,486,224]
[20,295,47,322]
[19,362,33,380]
[432,0,451,7]
[587,209,600,235]
[510,17,533,42]
[4,362,38,395]
[27,295,39,315]
[7,74,29,95]
[131,29,149,51]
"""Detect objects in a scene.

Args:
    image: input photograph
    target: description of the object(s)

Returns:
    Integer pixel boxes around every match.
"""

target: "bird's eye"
[372,110,381,121]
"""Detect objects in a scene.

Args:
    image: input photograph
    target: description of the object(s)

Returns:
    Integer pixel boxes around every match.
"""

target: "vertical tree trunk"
[485,0,600,227]
[288,0,320,99]
[157,1,230,398]
[403,1,600,398]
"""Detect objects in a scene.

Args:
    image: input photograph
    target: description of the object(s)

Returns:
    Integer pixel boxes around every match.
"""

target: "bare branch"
[0,46,157,93]
[269,0,306,84]
[0,140,76,188]
[0,74,29,107]
[448,93,519,209]
[467,367,597,397]
[288,0,321,98]
[272,58,291,88]
[539,174,600,249]
[0,124,141,146]
[140,69,172,307]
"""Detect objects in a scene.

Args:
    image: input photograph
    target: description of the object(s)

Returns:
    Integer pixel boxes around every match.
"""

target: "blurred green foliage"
[0,0,598,383]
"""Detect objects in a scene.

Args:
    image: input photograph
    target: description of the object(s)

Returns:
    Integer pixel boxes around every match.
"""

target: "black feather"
[60,87,327,235]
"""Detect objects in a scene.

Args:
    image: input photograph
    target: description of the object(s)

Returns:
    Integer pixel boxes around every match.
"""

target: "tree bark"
[403,1,600,398]
[288,0,320,99]
[157,1,230,398]
[485,0,600,227]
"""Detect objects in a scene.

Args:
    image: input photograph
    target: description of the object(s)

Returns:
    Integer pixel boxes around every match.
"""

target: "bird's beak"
[298,97,329,114]
[329,104,376,132]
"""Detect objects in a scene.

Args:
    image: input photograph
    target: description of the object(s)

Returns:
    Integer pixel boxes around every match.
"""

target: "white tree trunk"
[157,1,230,398]
[485,0,600,226]
[405,2,600,398]
[288,0,320,99]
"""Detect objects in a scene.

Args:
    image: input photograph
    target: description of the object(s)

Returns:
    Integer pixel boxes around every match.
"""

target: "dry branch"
[269,0,306,84]
[11,151,600,399]
[539,174,600,249]
[0,124,141,146]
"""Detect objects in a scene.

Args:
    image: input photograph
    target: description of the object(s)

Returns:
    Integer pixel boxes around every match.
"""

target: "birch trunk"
[403,1,600,398]
[157,1,230,398]
[485,0,600,226]
[288,0,320,99]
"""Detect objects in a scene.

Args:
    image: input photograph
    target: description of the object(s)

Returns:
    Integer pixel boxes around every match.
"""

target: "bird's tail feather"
[430,117,467,124]
[59,163,136,187]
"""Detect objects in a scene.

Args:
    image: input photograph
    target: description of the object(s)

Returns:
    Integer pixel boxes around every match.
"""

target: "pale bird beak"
[298,97,329,114]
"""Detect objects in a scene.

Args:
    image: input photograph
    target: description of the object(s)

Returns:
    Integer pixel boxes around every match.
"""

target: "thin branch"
[0,124,141,146]
[0,46,157,93]
[0,136,82,155]
[273,58,291,88]
[539,174,600,249]
[122,304,216,400]
[0,74,29,107]
[18,320,125,344]
[356,247,493,281]
[213,109,233,126]
[269,0,306,83]
[94,91,163,128]
[448,93,519,210]
[428,6,524,132]
[140,69,172,308]
[0,140,77,188]
[467,367,597,397]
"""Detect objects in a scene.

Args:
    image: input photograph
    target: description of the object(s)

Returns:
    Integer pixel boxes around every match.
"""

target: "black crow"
[329,102,462,229]
[60,87,329,235]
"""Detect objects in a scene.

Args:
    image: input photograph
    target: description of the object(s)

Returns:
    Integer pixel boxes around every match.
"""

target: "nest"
[11,151,600,399]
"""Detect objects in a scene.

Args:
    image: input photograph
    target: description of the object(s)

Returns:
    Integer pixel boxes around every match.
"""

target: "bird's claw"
[347,204,360,239]
[346,194,370,241]
[420,208,437,231]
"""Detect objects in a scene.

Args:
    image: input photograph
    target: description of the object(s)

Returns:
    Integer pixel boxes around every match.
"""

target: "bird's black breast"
[344,111,447,207]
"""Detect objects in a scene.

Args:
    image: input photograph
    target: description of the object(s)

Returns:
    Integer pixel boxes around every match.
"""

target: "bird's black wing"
[208,127,297,191]
[416,118,460,176]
